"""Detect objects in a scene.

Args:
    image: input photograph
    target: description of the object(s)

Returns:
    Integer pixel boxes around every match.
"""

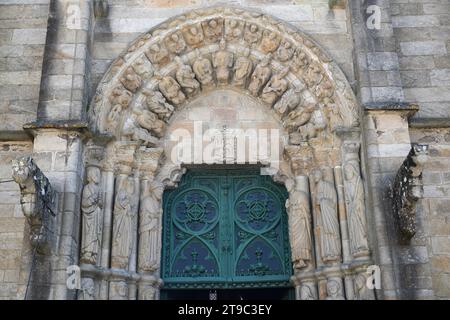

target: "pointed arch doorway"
[160,166,294,300]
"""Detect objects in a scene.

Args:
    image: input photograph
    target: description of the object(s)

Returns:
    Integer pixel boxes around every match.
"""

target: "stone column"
[98,143,115,299]
[334,166,351,263]
[136,148,163,300]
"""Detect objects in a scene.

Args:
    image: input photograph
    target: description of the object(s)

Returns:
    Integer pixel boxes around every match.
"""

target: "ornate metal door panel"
[162,168,292,289]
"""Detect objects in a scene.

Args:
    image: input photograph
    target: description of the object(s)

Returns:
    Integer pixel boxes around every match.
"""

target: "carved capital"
[284,144,314,176]
[136,147,164,179]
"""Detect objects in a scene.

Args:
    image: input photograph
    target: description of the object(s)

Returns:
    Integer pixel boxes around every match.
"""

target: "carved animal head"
[12,157,34,186]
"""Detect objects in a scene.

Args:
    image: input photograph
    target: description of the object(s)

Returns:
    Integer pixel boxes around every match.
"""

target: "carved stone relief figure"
[274,87,302,116]
[164,32,186,54]
[111,178,136,269]
[261,66,290,106]
[244,23,262,48]
[305,62,324,88]
[175,57,200,96]
[260,29,281,54]
[120,67,142,93]
[213,39,234,85]
[300,284,316,300]
[276,39,294,62]
[108,86,132,128]
[182,25,204,48]
[316,78,334,103]
[142,89,174,122]
[285,103,316,143]
[248,54,272,96]
[140,286,156,300]
[285,178,313,271]
[132,57,153,81]
[158,75,186,106]
[201,18,223,43]
[354,273,375,300]
[325,279,345,300]
[122,110,159,147]
[81,167,103,265]
[343,143,370,258]
[138,180,164,273]
[313,168,342,263]
[225,19,244,42]
[134,106,166,138]
[145,43,170,67]
[192,50,214,87]
[291,49,310,75]
[232,50,252,88]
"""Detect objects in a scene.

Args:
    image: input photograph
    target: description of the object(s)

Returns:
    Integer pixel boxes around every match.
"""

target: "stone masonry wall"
[0,141,32,299]
[392,0,450,119]
[411,128,450,299]
[0,0,50,135]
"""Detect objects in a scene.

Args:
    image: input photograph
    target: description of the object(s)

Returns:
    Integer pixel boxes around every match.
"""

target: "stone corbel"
[392,144,429,241]
[12,157,57,254]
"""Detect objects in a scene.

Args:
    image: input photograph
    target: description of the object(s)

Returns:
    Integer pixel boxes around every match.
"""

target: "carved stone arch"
[80,6,373,301]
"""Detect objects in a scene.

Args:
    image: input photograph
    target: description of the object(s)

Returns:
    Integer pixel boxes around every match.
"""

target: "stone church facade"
[0,0,449,300]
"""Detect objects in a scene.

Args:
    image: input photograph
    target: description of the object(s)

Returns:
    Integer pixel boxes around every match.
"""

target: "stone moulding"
[392,144,429,241]
[88,5,360,147]
[12,156,57,254]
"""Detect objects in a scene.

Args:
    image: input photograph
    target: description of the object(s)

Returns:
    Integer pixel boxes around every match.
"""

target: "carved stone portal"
[82,6,370,300]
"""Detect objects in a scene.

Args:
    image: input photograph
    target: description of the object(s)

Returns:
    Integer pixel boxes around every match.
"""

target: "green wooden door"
[161,168,292,289]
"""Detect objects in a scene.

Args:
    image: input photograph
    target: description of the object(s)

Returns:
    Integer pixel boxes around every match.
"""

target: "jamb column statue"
[79,143,105,300]
[342,142,370,259]
[109,142,139,300]
[136,148,164,300]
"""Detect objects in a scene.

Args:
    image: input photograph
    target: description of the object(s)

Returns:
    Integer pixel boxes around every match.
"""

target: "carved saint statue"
[285,178,312,270]
[139,180,164,273]
[260,30,281,54]
[248,54,272,96]
[291,49,309,75]
[274,87,302,116]
[164,32,186,54]
[261,66,290,106]
[232,50,253,88]
[145,43,170,67]
[276,39,294,62]
[213,39,234,85]
[158,75,186,106]
[183,25,204,48]
[326,279,345,300]
[192,50,214,87]
[313,168,342,263]
[285,103,316,133]
[202,18,223,43]
[112,178,136,269]
[120,67,142,93]
[143,89,175,122]
[81,167,103,265]
[107,86,132,128]
[244,23,262,48]
[175,57,200,96]
[134,106,165,138]
[343,157,370,257]
[225,19,244,42]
